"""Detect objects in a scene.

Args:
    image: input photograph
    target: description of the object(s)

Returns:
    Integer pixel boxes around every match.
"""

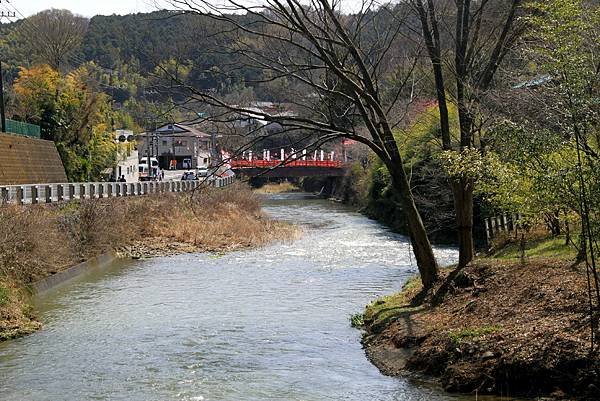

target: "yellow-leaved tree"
[12,64,120,181]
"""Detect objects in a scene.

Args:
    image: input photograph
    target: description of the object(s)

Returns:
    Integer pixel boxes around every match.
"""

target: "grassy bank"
[0,183,297,341]
[360,237,599,400]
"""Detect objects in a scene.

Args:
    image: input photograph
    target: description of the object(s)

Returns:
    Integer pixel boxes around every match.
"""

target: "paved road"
[162,169,184,181]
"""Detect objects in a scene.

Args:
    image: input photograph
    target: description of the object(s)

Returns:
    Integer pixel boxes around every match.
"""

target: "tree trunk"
[577,225,587,263]
[545,211,561,236]
[391,166,439,289]
[452,178,474,268]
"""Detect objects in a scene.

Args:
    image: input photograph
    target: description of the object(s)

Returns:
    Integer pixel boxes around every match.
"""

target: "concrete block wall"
[0,133,68,185]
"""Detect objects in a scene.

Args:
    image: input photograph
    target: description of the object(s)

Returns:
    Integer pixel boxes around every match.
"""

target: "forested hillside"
[1,10,297,104]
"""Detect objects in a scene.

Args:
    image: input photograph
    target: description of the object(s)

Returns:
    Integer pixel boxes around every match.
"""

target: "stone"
[481,351,495,360]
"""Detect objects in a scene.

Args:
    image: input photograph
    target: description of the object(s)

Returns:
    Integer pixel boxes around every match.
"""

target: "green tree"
[410,0,528,267]
[12,64,125,181]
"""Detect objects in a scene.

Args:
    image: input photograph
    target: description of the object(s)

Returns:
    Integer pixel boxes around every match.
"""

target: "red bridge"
[230,159,348,178]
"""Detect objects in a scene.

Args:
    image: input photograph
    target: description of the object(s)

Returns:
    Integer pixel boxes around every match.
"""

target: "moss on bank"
[361,257,600,400]
[0,281,41,341]
[491,234,577,261]
[0,183,298,342]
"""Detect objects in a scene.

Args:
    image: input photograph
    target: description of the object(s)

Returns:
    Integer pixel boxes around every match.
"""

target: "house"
[232,102,297,135]
[138,123,213,170]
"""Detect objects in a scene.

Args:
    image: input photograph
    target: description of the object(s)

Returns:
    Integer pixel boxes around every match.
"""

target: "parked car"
[181,171,198,181]
[197,166,209,177]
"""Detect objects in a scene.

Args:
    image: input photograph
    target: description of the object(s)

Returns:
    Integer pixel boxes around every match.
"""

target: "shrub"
[350,312,365,328]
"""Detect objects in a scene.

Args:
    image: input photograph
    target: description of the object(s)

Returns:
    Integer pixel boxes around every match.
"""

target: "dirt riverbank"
[362,260,600,400]
[0,183,298,341]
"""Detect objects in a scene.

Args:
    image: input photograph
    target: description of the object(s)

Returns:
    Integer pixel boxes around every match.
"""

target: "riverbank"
[361,255,600,400]
[0,183,297,341]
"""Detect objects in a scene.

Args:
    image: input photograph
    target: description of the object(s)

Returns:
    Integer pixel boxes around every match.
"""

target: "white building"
[138,124,212,170]
[113,131,139,182]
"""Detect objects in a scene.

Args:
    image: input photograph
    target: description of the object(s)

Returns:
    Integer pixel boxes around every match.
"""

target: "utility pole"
[0,60,6,133]
[0,4,15,133]
[146,124,152,179]
[171,123,176,170]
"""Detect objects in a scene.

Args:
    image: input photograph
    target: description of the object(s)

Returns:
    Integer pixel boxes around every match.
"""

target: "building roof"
[153,123,211,138]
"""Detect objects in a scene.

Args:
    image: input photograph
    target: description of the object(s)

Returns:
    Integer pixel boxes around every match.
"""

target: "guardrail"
[214,174,235,188]
[0,176,235,205]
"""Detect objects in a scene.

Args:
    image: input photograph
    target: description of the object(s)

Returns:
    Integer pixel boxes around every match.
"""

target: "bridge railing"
[231,160,343,168]
[0,176,235,205]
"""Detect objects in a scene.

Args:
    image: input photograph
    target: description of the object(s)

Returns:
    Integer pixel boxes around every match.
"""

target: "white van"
[139,163,159,180]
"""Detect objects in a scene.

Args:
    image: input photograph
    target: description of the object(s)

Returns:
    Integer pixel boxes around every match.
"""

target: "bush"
[57,199,131,259]
[0,205,68,282]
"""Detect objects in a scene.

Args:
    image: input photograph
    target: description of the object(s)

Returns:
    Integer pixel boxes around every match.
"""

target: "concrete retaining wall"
[0,133,67,185]
[32,252,118,294]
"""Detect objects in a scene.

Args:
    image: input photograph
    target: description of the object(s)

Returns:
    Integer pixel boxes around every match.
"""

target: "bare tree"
[19,9,89,70]
[168,0,442,288]
[409,0,528,267]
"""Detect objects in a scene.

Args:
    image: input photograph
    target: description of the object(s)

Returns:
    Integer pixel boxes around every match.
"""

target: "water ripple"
[0,196,479,401]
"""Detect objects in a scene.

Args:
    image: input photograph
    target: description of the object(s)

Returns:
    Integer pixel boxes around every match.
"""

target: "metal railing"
[231,159,344,168]
[0,176,235,205]
[6,119,42,139]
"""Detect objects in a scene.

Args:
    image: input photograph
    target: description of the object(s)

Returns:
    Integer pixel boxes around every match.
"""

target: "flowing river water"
[0,194,495,400]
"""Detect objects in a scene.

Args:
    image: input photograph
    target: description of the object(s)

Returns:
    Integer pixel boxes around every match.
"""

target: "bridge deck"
[231,160,348,178]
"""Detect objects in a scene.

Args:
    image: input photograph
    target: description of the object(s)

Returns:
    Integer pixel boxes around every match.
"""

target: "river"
[0,194,485,400]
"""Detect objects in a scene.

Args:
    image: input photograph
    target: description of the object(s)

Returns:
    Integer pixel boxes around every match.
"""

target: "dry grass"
[254,181,300,194]
[128,183,298,253]
[0,182,298,341]
[0,205,75,282]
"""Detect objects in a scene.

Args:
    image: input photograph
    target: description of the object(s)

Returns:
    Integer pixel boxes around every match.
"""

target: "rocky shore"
[361,260,600,400]
[115,235,272,260]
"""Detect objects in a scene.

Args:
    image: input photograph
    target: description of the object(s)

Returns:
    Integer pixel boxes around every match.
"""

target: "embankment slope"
[363,260,600,400]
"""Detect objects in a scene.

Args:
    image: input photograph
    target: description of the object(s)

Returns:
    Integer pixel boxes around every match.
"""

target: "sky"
[2,0,364,20]
[4,0,160,18]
